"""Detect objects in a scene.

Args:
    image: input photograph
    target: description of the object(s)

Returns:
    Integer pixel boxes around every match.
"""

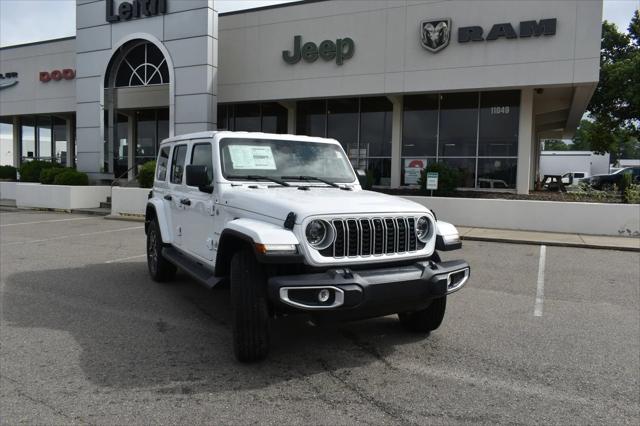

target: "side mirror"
[185,165,213,193]
[355,169,367,188]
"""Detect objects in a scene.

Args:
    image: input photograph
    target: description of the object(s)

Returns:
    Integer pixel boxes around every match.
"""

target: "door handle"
[180,198,191,206]
[164,194,172,201]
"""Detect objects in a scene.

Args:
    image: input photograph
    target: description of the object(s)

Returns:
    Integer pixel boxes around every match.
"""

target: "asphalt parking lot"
[1,210,638,425]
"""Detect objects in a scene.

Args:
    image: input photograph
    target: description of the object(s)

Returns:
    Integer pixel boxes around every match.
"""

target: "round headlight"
[306,220,333,250]
[416,216,431,243]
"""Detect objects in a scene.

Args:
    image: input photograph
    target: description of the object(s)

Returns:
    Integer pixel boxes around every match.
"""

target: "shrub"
[620,173,633,202]
[19,160,61,182]
[418,162,461,195]
[624,183,640,204]
[0,165,17,180]
[53,169,89,186]
[39,167,66,184]
[137,160,156,188]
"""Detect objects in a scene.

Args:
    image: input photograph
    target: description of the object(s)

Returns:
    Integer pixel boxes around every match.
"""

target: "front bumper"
[267,260,470,321]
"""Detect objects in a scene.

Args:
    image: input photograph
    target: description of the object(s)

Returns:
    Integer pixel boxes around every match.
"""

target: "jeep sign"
[283,35,355,65]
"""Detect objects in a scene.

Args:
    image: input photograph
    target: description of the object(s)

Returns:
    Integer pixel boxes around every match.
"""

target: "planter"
[111,187,151,217]
[404,196,640,237]
[16,183,111,210]
[0,181,17,200]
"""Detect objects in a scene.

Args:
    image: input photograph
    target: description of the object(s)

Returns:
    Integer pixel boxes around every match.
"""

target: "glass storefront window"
[296,100,326,137]
[136,110,156,166]
[38,116,52,160]
[235,103,261,132]
[360,97,392,157]
[478,91,520,157]
[1,117,14,166]
[439,92,479,157]
[21,117,35,160]
[327,98,358,154]
[477,158,517,189]
[52,117,67,164]
[217,104,229,130]
[114,113,129,177]
[261,102,287,134]
[157,109,169,143]
[363,158,392,187]
[402,94,438,157]
[439,158,476,188]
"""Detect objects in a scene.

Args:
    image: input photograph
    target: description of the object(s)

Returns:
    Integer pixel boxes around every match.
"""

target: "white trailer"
[540,151,610,179]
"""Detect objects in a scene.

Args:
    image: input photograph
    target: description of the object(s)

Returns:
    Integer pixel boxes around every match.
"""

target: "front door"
[167,143,189,248]
[182,141,216,261]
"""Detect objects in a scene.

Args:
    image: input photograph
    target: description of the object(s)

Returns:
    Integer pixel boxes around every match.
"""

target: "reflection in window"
[402,94,438,157]
[21,117,35,159]
[296,100,326,137]
[38,116,52,159]
[53,117,67,165]
[136,110,156,165]
[477,158,517,189]
[0,117,13,166]
[156,146,170,181]
[235,103,261,132]
[190,143,214,184]
[170,145,187,184]
[360,97,392,157]
[439,92,479,157]
[439,158,476,188]
[327,98,359,154]
[261,103,287,134]
[363,158,391,186]
[479,91,520,157]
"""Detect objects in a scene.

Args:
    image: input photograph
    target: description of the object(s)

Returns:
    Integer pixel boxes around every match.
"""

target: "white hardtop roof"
[160,131,340,146]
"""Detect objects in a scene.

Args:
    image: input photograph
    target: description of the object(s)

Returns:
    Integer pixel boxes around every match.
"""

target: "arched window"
[115,42,169,87]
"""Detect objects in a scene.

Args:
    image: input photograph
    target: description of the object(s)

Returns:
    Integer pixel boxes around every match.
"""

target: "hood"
[223,186,429,222]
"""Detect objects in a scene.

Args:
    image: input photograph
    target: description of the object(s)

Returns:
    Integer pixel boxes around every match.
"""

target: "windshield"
[219,138,356,183]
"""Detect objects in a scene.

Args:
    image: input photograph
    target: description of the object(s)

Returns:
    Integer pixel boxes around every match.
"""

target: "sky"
[0,0,638,48]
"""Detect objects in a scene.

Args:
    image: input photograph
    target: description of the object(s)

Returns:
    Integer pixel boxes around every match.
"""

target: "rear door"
[167,143,189,248]
[182,140,216,261]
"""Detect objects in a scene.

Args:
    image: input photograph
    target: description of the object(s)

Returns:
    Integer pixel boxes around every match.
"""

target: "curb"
[461,235,640,252]
[104,214,145,222]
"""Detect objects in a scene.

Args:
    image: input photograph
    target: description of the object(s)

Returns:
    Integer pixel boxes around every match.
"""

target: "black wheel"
[398,297,447,333]
[146,218,177,282]
[230,249,270,362]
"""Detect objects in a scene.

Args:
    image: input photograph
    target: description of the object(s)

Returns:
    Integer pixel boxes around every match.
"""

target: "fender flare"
[145,200,172,244]
[224,218,299,245]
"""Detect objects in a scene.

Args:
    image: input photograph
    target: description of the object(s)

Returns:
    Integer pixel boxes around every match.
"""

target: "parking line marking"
[0,217,95,227]
[1,226,144,246]
[105,254,146,264]
[534,245,546,317]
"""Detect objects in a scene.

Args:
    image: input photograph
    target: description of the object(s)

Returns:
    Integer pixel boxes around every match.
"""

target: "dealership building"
[0,0,602,193]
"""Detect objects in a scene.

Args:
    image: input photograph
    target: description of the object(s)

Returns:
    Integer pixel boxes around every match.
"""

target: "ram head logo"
[420,18,451,53]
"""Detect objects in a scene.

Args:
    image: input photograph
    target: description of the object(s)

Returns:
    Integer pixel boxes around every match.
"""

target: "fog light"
[317,289,331,303]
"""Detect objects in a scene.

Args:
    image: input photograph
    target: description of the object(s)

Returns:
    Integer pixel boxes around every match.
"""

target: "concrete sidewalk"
[458,226,640,252]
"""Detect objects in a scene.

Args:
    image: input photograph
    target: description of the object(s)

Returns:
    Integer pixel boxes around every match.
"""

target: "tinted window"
[360,97,392,157]
[403,94,438,157]
[477,158,517,189]
[296,100,326,137]
[439,92,479,157]
[478,91,520,156]
[575,173,585,178]
[190,143,213,184]
[156,146,170,181]
[235,103,261,132]
[261,102,288,134]
[170,145,187,184]
[327,98,359,154]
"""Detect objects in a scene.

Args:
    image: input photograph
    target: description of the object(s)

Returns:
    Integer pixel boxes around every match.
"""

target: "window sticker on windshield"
[228,145,277,170]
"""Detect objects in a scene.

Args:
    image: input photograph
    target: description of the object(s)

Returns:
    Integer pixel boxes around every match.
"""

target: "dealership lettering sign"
[283,36,355,65]
[40,69,76,82]
[0,72,18,90]
[420,18,557,53]
[106,0,167,23]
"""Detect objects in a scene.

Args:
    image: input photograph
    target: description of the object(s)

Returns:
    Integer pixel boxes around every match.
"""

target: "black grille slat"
[319,216,424,258]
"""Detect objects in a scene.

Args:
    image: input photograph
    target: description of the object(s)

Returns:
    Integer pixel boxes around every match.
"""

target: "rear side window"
[190,143,214,185]
[156,147,170,181]
[170,145,188,184]
[575,173,584,178]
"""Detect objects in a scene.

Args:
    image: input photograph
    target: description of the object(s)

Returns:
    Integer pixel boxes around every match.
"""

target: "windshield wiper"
[226,175,290,187]
[281,175,351,190]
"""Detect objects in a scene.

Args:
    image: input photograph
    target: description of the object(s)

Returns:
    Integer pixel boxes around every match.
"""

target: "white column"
[387,95,403,188]
[516,88,534,194]
[279,101,296,134]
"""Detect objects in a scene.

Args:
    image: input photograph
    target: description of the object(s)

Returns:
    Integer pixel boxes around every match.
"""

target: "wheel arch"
[145,200,171,244]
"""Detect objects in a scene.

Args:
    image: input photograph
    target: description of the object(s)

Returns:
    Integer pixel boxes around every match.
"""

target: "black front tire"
[398,297,447,332]
[146,218,177,282]
[230,249,270,362]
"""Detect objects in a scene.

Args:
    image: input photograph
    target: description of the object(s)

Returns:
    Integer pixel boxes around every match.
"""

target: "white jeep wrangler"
[145,131,470,362]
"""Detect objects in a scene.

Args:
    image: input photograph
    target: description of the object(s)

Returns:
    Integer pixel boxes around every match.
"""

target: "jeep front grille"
[319,217,423,258]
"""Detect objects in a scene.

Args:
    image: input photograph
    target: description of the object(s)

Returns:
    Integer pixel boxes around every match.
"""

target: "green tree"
[542,139,569,150]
